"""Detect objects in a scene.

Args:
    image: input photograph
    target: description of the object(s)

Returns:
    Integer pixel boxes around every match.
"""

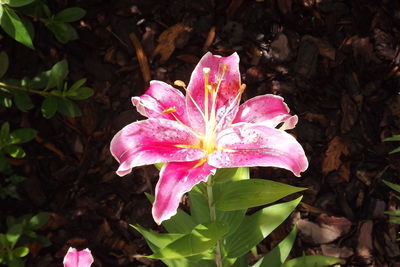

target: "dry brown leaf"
[303,35,336,60]
[303,112,329,127]
[203,26,216,53]
[321,244,354,258]
[341,90,358,133]
[296,214,351,244]
[322,136,349,175]
[129,32,151,84]
[357,221,373,260]
[152,23,192,63]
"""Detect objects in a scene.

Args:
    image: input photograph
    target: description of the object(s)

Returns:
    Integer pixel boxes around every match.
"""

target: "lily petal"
[152,160,216,224]
[63,247,94,267]
[233,94,298,130]
[132,80,189,124]
[186,52,241,133]
[111,118,205,176]
[209,123,308,176]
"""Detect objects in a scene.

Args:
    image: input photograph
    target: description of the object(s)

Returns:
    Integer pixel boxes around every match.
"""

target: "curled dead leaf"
[322,136,349,175]
[153,23,192,63]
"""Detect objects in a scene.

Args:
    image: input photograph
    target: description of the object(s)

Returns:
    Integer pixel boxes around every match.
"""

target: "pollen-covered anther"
[222,64,228,72]
[174,80,186,88]
[162,107,177,114]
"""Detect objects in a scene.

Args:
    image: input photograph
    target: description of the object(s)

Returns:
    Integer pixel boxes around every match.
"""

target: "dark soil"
[2,0,400,266]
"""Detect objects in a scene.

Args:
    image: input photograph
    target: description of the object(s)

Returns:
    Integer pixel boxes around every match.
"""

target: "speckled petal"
[186,52,241,133]
[132,80,189,124]
[63,247,94,267]
[152,160,215,224]
[110,118,205,176]
[209,123,308,176]
[233,94,298,129]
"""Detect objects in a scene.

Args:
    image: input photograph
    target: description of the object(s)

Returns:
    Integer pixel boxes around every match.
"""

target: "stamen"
[213,83,246,133]
[162,107,177,114]
[174,80,186,88]
[203,68,211,122]
[168,112,204,140]
[193,158,207,168]
[174,144,199,149]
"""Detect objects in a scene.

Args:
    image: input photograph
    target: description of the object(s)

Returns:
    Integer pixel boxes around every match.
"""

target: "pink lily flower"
[111,52,308,224]
[63,247,94,267]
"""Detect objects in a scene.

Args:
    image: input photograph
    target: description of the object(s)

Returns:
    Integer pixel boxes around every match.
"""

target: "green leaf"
[56,98,81,117]
[131,224,184,250]
[389,147,400,154]
[215,179,306,211]
[54,7,86,22]
[149,222,228,259]
[0,51,9,78]
[28,212,50,229]
[0,121,10,144]
[213,167,249,184]
[10,128,37,144]
[6,0,35,7]
[13,246,29,257]
[0,96,12,107]
[8,257,24,267]
[154,162,165,170]
[14,92,34,112]
[384,135,400,142]
[0,5,34,48]
[6,223,23,247]
[46,21,78,44]
[66,86,93,100]
[144,192,196,234]
[253,226,298,267]
[3,144,25,158]
[282,255,344,267]
[190,184,246,236]
[383,180,400,194]
[225,196,302,258]
[41,96,58,118]
[47,60,68,90]
[69,78,87,91]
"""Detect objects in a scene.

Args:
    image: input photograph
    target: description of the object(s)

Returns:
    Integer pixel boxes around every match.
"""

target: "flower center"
[202,65,227,154]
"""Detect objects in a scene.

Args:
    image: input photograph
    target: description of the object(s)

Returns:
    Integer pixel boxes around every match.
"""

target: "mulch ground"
[2,0,400,266]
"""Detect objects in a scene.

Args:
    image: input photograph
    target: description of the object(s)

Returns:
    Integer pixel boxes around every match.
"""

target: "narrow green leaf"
[154,162,164,170]
[6,223,22,247]
[149,222,228,259]
[56,98,81,117]
[225,196,302,258]
[213,167,249,184]
[282,255,344,267]
[383,180,400,194]
[384,135,400,142]
[13,246,29,257]
[131,224,184,250]
[54,7,86,22]
[41,96,58,118]
[10,128,37,144]
[253,226,298,267]
[47,60,68,90]
[215,179,306,211]
[66,86,93,100]
[46,21,78,44]
[0,51,9,78]
[1,6,34,48]
[7,0,35,7]
[14,92,34,112]
[3,144,25,158]
[389,147,400,154]
[69,78,87,91]
[28,212,50,229]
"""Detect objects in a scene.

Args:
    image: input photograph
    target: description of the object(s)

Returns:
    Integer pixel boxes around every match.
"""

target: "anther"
[174,80,186,88]
[162,107,177,114]
[222,64,228,72]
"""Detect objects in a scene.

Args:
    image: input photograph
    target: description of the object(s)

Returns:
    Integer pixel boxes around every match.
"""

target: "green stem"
[207,178,223,267]
[0,81,54,97]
